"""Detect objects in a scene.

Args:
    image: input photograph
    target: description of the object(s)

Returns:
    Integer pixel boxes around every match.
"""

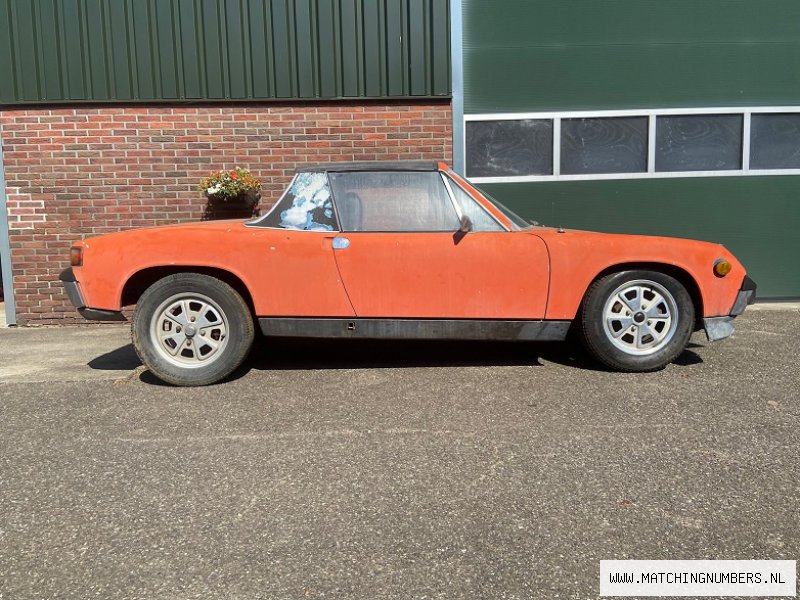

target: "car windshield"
[449,173,533,230]
[479,190,533,230]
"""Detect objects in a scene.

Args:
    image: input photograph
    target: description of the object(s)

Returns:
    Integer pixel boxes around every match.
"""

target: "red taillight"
[70,246,83,267]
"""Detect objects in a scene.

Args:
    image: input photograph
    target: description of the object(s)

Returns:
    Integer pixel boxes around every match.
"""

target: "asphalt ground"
[0,308,798,599]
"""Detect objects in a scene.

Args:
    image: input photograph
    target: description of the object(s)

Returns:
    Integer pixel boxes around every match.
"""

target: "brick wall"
[0,102,452,324]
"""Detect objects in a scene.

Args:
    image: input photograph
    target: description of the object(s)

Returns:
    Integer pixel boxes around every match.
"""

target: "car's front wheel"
[132,273,254,386]
[579,270,695,372]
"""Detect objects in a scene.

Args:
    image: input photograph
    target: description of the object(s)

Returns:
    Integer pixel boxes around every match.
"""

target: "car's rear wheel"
[132,273,254,386]
[579,270,694,372]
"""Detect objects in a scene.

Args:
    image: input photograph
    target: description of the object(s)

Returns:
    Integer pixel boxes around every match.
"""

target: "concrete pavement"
[0,310,798,599]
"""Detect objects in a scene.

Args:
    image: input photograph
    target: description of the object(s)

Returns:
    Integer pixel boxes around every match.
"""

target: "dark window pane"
[466,119,553,177]
[260,172,338,231]
[561,117,648,175]
[329,171,459,232]
[751,114,800,170]
[656,115,743,172]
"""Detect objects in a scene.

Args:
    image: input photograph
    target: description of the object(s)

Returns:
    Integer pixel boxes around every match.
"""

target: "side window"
[445,177,505,232]
[259,172,338,231]
[329,171,460,232]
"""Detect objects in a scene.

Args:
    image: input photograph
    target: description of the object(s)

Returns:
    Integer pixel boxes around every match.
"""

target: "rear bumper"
[703,275,757,342]
[59,268,127,322]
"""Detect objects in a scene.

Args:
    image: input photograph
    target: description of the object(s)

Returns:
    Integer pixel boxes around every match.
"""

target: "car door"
[247,171,355,317]
[327,169,549,319]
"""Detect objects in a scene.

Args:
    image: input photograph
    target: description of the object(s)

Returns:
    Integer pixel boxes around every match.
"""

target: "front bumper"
[59,268,127,322]
[703,275,757,342]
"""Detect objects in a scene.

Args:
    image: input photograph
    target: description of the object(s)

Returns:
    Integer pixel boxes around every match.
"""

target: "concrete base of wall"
[750,301,800,311]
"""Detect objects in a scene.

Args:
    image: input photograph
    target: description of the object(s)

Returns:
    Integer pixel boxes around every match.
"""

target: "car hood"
[531,225,726,252]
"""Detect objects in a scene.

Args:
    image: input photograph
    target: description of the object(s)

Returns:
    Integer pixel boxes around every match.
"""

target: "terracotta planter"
[202,190,261,221]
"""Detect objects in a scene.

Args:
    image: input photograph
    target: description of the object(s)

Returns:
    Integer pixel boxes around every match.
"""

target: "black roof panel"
[296,161,440,173]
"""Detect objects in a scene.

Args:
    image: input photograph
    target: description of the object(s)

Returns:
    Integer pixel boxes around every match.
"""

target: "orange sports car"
[60,161,756,386]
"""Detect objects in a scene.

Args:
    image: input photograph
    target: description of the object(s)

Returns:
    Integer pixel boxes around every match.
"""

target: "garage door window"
[465,119,553,178]
[750,114,800,170]
[561,117,648,175]
[656,115,743,172]
[464,107,800,182]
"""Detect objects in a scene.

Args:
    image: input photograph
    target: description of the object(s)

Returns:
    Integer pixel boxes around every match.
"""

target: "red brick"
[0,101,452,324]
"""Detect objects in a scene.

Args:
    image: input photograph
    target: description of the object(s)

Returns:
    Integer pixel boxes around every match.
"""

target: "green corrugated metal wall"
[0,0,451,104]
[463,0,800,112]
[464,0,800,297]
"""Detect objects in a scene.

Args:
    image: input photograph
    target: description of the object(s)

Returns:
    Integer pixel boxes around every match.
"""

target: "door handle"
[332,237,350,250]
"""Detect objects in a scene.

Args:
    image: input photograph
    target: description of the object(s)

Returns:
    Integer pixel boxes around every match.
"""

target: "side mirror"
[459,214,473,233]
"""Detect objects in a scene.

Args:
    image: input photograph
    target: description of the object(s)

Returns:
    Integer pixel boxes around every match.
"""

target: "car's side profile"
[61,161,755,386]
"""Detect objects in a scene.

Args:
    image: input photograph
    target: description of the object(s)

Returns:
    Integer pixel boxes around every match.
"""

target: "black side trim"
[730,275,757,316]
[60,268,86,310]
[258,318,571,341]
[78,308,127,322]
[59,267,76,282]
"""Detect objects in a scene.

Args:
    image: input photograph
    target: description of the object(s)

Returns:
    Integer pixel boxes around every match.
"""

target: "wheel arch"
[584,262,704,329]
[120,266,256,316]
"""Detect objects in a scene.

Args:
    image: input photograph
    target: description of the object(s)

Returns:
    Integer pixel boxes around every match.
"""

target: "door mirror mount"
[459,215,473,234]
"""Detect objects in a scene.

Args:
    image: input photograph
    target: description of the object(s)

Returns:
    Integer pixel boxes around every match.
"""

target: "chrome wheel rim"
[150,293,229,368]
[602,279,678,356]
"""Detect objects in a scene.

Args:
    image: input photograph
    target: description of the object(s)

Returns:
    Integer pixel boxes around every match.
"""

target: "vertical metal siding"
[463,0,800,113]
[0,0,451,104]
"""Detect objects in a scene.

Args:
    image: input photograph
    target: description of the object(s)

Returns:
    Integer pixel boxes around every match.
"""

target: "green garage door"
[462,0,800,298]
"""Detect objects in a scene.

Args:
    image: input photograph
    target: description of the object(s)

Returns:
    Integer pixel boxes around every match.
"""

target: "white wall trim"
[742,111,753,173]
[552,117,561,176]
[647,114,657,174]
[464,106,800,121]
[469,169,800,185]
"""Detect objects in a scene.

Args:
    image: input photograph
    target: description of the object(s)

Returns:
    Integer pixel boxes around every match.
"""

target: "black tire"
[132,273,255,386]
[579,270,694,372]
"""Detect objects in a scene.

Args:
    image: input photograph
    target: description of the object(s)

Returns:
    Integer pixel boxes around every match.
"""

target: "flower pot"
[202,190,261,221]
